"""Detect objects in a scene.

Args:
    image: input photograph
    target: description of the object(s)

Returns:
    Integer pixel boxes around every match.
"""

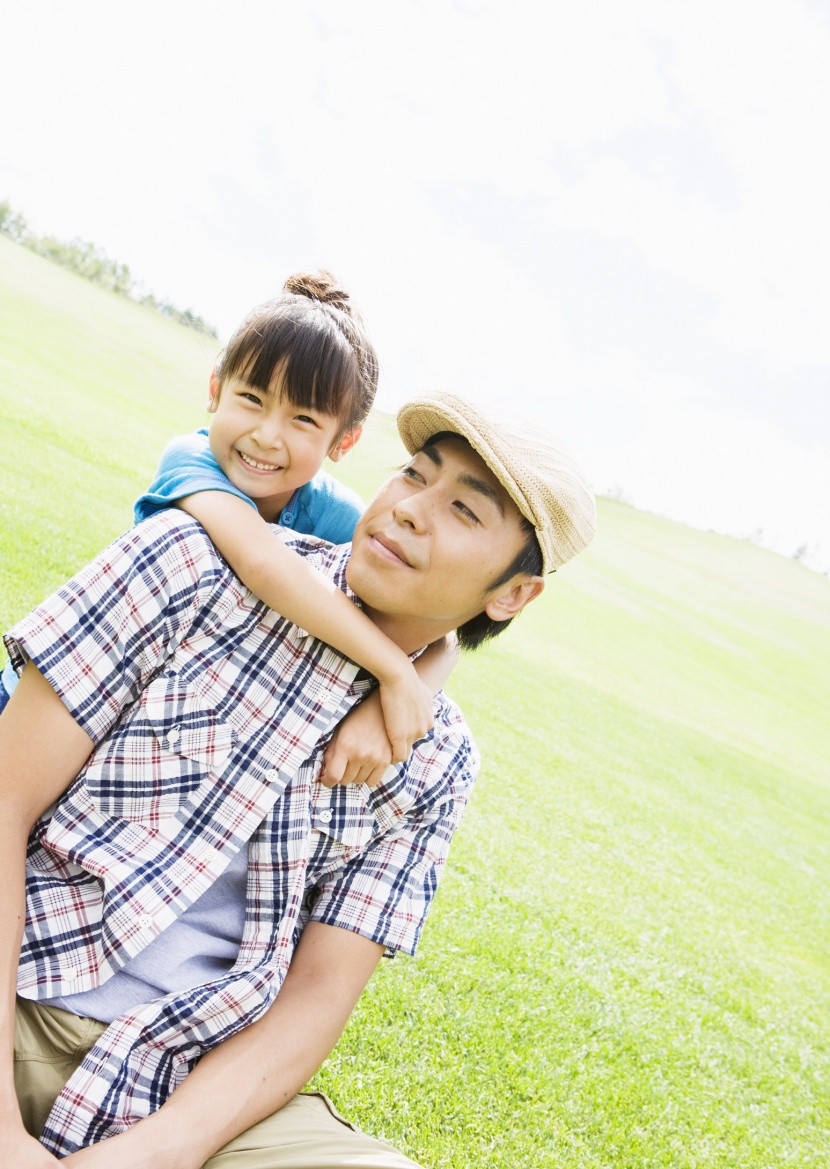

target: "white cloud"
[1,0,828,569]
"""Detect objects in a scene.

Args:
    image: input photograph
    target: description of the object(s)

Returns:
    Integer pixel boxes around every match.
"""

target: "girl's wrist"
[116,1111,200,1169]
[375,655,417,689]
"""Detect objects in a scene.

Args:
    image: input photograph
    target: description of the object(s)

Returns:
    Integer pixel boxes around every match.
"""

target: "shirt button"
[318,810,333,824]
[281,511,294,524]
[265,768,280,782]
[166,727,180,746]
[138,914,153,929]
[65,969,80,982]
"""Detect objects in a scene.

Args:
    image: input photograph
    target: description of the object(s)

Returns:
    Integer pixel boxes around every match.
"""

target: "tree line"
[0,200,217,339]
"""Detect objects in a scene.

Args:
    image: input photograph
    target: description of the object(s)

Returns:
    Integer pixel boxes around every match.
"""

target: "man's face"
[347,435,533,645]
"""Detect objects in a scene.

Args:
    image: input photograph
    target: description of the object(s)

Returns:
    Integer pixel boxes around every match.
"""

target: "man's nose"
[393,492,431,531]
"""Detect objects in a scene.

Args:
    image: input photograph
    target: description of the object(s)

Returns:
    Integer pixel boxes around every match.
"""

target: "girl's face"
[207,368,360,521]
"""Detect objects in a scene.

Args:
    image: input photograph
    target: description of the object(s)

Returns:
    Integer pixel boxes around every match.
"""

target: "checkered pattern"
[5,511,477,1156]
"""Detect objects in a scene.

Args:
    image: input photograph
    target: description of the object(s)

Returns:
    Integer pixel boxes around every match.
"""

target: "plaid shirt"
[5,512,477,1156]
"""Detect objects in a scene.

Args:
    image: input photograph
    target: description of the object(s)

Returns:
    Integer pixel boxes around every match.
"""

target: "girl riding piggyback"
[135,271,455,784]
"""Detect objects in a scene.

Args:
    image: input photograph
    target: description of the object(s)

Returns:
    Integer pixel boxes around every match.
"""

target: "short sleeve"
[292,471,364,544]
[134,430,257,523]
[3,513,235,744]
[309,707,478,955]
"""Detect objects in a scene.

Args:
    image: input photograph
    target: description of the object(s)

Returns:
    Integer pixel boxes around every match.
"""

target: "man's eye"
[401,465,424,483]
[454,502,480,525]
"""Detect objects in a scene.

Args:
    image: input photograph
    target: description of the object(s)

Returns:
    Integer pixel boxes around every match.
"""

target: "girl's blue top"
[134,428,364,545]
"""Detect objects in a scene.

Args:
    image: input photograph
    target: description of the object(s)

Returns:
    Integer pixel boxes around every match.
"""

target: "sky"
[2,0,830,572]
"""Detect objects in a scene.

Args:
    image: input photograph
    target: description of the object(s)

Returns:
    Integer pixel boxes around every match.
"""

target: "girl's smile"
[207,368,357,521]
[235,449,286,474]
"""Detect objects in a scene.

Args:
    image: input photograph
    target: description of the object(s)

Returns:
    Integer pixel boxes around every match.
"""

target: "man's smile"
[367,532,415,568]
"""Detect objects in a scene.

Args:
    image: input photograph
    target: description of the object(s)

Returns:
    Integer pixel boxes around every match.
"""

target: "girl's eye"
[242,392,263,406]
[295,415,318,426]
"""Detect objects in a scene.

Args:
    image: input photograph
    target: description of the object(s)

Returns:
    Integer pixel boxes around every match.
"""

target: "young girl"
[0,271,455,783]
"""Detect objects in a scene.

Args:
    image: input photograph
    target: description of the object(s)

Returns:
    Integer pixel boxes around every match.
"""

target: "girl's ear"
[207,370,221,413]
[328,425,363,462]
[483,576,545,622]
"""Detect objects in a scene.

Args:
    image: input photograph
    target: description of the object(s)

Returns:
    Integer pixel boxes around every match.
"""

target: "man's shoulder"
[276,527,353,587]
[402,689,480,806]
[139,515,349,608]
[124,510,234,585]
[433,690,478,762]
[133,506,215,546]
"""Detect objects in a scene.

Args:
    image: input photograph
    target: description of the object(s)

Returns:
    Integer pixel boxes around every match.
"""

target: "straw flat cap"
[397,392,596,573]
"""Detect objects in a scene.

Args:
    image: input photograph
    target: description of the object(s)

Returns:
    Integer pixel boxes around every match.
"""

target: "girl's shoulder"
[159,428,212,470]
[134,430,251,524]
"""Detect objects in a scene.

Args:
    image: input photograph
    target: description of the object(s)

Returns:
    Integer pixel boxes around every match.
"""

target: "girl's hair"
[216,270,379,432]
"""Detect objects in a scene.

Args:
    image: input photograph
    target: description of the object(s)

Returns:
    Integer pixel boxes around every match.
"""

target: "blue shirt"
[134,428,364,545]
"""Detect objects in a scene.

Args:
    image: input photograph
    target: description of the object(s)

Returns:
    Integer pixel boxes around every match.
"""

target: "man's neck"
[358,605,450,658]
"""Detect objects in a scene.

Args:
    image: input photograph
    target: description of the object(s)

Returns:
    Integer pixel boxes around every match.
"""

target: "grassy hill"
[2,236,829,1167]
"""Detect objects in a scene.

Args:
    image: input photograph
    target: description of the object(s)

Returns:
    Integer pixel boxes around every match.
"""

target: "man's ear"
[484,576,545,622]
[207,370,221,413]
[328,425,363,462]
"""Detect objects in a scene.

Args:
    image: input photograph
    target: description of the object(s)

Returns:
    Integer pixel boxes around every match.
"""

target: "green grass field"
[2,236,829,1167]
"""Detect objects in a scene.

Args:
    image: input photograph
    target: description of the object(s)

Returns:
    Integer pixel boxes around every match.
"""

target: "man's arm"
[0,664,95,1167]
[63,923,383,1169]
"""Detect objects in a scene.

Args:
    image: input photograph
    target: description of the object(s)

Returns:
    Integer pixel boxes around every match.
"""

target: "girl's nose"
[252,417,284,449]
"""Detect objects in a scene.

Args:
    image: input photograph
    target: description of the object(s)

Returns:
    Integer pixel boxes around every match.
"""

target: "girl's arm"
[178,491,433,762]
[321,633,460,788]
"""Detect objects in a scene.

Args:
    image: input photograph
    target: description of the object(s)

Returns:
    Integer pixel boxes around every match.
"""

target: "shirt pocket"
[311,782,377,858]
[83,672,237,825]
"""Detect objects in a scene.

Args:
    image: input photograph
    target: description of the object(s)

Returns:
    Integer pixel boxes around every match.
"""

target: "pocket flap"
[312,783,376,851]
[143,674,237,767]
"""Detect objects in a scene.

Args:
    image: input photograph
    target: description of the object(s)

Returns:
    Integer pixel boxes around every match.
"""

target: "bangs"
[219,301,370,428]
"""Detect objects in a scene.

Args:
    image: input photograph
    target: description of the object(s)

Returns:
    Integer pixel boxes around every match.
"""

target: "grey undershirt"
[42,845,249,1023]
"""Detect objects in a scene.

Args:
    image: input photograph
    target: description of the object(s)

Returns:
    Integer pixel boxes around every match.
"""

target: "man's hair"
[457,516,544,651]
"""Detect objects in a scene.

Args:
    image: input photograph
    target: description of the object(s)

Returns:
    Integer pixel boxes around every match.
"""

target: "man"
[0,392,595,1168]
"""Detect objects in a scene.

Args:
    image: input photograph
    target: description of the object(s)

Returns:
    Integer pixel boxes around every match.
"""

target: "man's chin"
[345,549,397,617]
[345,551,373,605]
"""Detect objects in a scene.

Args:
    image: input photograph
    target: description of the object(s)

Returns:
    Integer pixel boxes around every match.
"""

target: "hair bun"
[283,269,354,315]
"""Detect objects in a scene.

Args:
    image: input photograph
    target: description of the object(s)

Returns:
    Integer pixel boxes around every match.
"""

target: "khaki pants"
[14,997,423,1168]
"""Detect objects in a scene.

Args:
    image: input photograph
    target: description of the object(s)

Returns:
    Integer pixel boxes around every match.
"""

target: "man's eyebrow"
[419,441,505,515]
[457,472,505,517]
[420,442,443,467]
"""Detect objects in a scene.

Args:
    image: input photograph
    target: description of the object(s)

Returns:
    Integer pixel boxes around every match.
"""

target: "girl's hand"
[376,662,433,764]
[320,690,399,787]
[62,1125,183,1169]
[0,1130,60,1168]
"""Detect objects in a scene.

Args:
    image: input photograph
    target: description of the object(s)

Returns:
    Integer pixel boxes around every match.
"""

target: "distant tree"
[0,198,217,339]
[0,200,29,243]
